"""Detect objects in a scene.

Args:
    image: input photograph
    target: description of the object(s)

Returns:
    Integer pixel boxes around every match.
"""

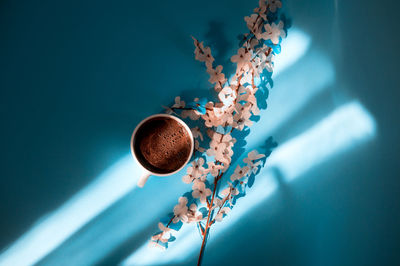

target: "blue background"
[1,0,399,265]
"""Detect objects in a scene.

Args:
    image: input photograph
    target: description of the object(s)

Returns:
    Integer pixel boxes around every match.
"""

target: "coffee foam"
[135,117,192,173]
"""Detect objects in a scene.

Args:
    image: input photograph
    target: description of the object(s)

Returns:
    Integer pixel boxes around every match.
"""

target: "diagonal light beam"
[0,156,140,266]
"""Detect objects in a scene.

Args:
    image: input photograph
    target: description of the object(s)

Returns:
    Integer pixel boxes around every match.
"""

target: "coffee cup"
[130,114,194,187]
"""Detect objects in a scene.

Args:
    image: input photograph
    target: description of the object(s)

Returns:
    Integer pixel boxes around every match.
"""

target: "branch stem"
[197,173,220,266]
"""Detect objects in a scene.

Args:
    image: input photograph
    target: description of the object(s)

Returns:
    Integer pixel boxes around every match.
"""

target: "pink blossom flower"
[220,183,239,206]
[214,82,223,93]
[172,96,185,108]
[206,161,224,177]
[207,140,227,161]
[244,150,265,174]
[194,139,206,153]
[220,184,239,197]
[261,21,286,44]
[267,0,282,13]
[153,222,176,242]
[182,173,195,184]
[206,131,236,163]
[258,0,267,9]
[187,203,204,223]
[207,65,226,84]
[234,102,252,115]
[230,165,250,181]
[212,198,224,210]
[213,105,226,118]
[165,96,186,114]
[233,107,253,130]
[181,109,201,120]
[238,86,257,103]
[173,197,189,223]
[251,104,260,116]
[251,56,264,77]
[244,14,262,35]
[221,144,234,159]
[239,72,254,86]
[257,51,274,73]
[187,158,206,179]
[192,180,212,204]
[202,110,223,127]
[191,127,204,141]
[231,47,252,72]
[215,207,231,222]
[212,103,234,126]
[254,1,267,19]
[218,86,237,107]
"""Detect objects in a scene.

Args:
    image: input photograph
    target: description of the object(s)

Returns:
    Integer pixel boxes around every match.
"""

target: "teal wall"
[0,0,399,265]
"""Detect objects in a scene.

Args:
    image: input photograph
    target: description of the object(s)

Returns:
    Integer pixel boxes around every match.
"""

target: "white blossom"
[182,173,195,184]
[218,86,237,107]
[172,96,185,108]
[207,65,226,85]
[215,207,231,222]
[202,109,223,127]
[244,14,262,35]
[207,140,227,161]
[206,131,236,164]
[194,139,206,153]
[212,197,224,210]
[244,150,265,163]
[253,49,274,74]
[192,180,212,204]
[234,102,252,115]
[191,127,204,141]
[173,197,189,223]
[187,203,204,223]
[244,150,265,174]
[254,0,267,19]
[261,21,286,45]
[231,47,252,72]
[187,158,206,179]
[239,72,253,86]
[238,86,256,103]
[154,222,176,242]
[220,183,239,206]
[214,82,223,93]
[213,105,227,118]
[233,107,253,130]
[206,161,224,177]
[267,0,282,13]
[230,165,250,181]
[213,104,234,125]
[181,109,201,120]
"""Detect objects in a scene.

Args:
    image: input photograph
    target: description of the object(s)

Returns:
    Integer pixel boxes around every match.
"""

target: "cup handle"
[137,171,151,188]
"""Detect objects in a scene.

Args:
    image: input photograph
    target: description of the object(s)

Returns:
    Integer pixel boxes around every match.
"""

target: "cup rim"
[130,113,194,176]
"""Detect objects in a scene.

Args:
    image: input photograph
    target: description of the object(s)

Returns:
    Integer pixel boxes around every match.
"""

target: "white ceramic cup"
[130,114,194,188]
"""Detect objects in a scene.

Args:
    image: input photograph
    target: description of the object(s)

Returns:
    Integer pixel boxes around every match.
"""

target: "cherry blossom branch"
[150,0,287,260]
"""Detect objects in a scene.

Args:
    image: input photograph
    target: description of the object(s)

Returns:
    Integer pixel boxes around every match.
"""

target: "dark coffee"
[134,116,192,174]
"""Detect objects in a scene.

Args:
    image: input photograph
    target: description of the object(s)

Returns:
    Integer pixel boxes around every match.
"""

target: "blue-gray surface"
[0,0,399,265]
